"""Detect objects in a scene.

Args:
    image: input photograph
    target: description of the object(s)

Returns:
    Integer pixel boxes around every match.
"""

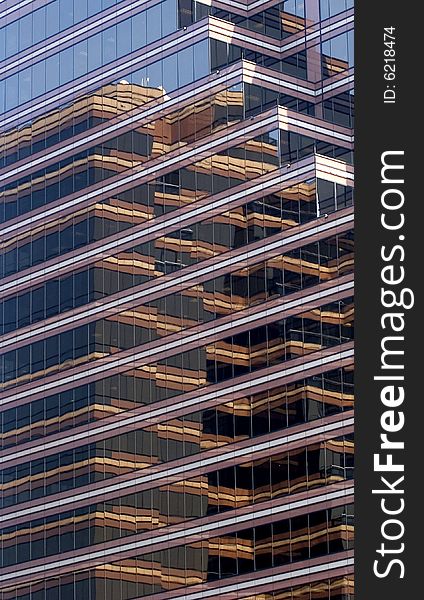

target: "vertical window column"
[305,0,324,119]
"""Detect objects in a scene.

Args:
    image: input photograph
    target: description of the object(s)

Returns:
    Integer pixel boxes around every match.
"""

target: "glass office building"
[0,0,354,598]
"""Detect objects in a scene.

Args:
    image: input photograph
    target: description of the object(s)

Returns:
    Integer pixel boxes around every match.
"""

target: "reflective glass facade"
[0,0,354,598]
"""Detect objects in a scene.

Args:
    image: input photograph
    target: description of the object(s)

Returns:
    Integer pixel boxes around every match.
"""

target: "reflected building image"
[0,1,354,598]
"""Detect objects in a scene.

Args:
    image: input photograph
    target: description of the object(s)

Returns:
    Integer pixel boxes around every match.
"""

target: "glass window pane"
[117,19,132,58]
[178,46,194,88]
[162,0,178,37]
[46,2,60,37]
[147,4,162,44]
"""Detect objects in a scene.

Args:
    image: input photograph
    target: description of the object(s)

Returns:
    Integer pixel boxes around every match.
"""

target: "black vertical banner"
[356,1,422,598]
